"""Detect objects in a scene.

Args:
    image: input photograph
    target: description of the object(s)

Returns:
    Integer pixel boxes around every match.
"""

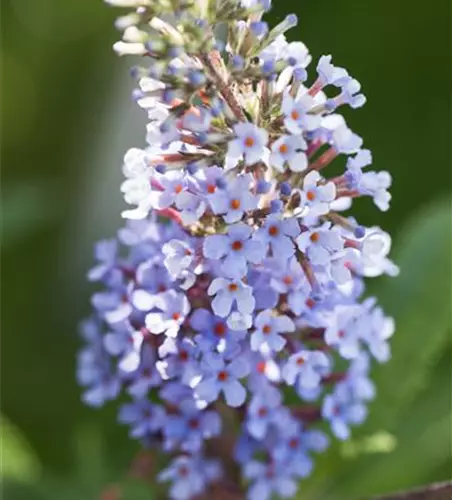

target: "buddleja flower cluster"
[78,1,398,498]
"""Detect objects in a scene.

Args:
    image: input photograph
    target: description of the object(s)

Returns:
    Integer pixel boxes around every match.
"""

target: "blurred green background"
[1,0,451,499]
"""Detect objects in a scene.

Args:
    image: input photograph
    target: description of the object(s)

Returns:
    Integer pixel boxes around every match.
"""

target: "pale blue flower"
[227,122,269,167]
[203,223,265,278]
[195,353,250,407]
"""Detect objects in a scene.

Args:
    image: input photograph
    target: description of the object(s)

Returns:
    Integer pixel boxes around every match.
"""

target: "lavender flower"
[78,1,397,498]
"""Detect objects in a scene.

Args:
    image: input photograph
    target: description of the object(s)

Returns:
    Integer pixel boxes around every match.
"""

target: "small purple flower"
[337,76,366,109]
[176,190,206,224]
[91,289,133,326]
[296,223,343,266]
[256,214,300,260]
[78,321,120,408]
[343,354,376,401]
[156,337,200,385]
[158,455,221,500]
[270,135,307,172]
[151,170,188,209]
[282,350,330,391]
[282,41,311,69]
[362,303,395,362]
[316,55,348,86]
[81,374,121,408]
[195,354,250,407]
[162,400,221,452]
[207,174,258,223]
[193,165,225,196]
[246,387,283,439]
[227,122,269,167]
[244,460,298,500]
[189,308,246,353]
[162,238,196,279]
[118,399,166,439]
[126,345,162,398]
[267,257,310,315]
[104,322,143,373]
[324,305,363,359]
[297,171,336,217]
[145,290,190,337]
[330,249,359,284]
[251,310,295,354]
[321,115,363,154]
[203,223,265,278]
[182,107,212,132]
[322,384,367,440]
[87,239,118,282]
[207,277,255,319]
[282,90,320,134]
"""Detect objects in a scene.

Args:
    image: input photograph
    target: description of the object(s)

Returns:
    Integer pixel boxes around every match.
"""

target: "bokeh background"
[1,0,451,498]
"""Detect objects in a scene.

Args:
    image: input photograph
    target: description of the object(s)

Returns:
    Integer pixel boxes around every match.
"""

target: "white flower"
[298,171,336,217]
[207,278,255,318]
[270,135,307,172]
[227,122,269,167]
[282,90,320,134]
[113,41,147,56]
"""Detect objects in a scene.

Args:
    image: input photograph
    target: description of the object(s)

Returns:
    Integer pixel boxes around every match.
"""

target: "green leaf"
[1,182,56,249]
[365,198,451,431]
[333,352,452,498]
[121,478,155,500]
[0,415,41,483]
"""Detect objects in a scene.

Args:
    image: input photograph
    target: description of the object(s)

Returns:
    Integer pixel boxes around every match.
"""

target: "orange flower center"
[207,184,216,194]
[217,370,229,381]
[230,199,241,210]
[214,323,226,337]
[279,143,289,154]
[306,190,316,201]
[228,283,238,292]
[296,357,305,366]
[289,438,299,449]
[172,312,181,321]
[283,275,293,285]
[179,466,189,477]
[256,361,266,374]
[262,324,272,335]
[188,418,200,429]
[174,184,183,194]
[258,407,268,417]
[231,240,243,251]
[310,232,320,243]
[291,110,300,120]
[305,298,315,309]
[268,225,279,237]
[244,136,255,148]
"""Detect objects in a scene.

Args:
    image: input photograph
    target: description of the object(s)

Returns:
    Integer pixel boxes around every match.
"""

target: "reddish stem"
[156,207,183,225]
[291,405,322,423]
[307,147,337,172]
[308,78,324,97]
[322,372,347,384]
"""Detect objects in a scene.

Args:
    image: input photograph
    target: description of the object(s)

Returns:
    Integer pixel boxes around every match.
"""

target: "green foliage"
[1,416,41,483]
[1,182,57,249]
[122,479,156,500]
[365,199,451,431]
